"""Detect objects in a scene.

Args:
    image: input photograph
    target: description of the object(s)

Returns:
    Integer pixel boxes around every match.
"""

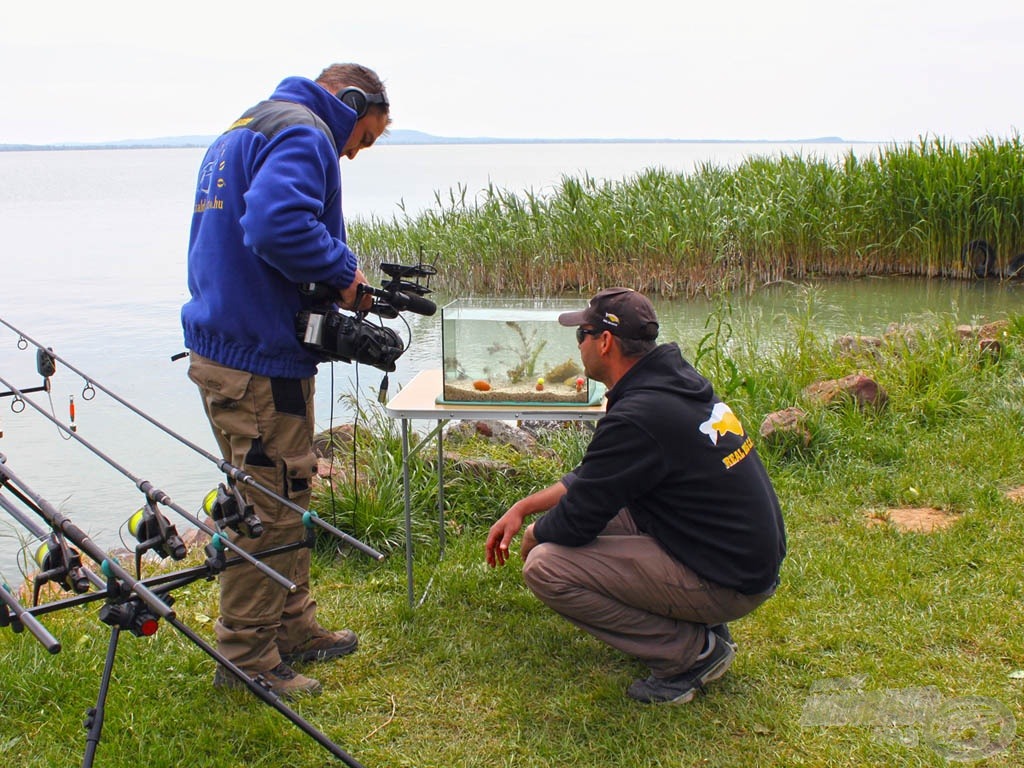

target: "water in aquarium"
[440,299,600,405]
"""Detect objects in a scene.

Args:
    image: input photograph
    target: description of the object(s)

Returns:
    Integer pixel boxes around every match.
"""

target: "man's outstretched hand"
[485,508,526,567]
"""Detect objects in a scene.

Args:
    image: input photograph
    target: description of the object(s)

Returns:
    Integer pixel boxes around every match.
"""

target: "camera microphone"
[359,284,437,317]
[387,290,437,316]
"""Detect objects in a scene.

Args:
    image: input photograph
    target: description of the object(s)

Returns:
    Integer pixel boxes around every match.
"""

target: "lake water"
[1,142,1022,584]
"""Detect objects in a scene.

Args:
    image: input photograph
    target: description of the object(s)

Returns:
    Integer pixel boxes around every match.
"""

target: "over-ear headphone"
[335,87,389,119]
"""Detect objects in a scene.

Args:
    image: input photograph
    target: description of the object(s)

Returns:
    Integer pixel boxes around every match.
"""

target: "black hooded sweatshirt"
[532,342,786,594]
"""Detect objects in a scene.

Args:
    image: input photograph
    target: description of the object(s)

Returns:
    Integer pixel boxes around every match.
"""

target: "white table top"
[385,369,606,421]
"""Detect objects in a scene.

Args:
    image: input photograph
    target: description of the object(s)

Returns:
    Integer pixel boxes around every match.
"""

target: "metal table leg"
[402,418,448,608]
[402,418,413,608]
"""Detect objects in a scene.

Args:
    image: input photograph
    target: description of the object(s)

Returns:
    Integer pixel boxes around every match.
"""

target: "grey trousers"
[522,509,773,678]
[188,354,321,673]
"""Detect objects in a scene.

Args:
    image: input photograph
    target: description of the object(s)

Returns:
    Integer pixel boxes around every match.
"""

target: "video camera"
[295,262,437,372]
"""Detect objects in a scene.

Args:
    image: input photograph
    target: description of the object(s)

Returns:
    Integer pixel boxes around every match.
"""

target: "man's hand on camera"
[338,269,373,311]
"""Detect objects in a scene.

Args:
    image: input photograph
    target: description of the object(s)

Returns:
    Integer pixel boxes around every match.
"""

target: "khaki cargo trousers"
[188,353,322,673]
[523,509,774,678]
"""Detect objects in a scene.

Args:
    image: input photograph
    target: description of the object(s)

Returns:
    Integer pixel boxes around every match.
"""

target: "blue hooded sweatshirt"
[181,77,360,378]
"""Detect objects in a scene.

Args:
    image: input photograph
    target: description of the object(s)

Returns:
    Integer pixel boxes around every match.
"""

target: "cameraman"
[485,288,785,704]
[181,63,389,699]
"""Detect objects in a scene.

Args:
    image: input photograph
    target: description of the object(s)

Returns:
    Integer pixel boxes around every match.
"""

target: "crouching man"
[485,288,786,704]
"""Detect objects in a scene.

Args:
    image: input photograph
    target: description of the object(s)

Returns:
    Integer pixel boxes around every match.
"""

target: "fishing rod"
[0,315,384,562]
[0,484,64,653]
[0,373,301,592]
[0,456,366,768]
[160,612,367,767]
[0,475,103,599]
[0,579,60,653]
[0,456,307,609]
[0,457,174,625]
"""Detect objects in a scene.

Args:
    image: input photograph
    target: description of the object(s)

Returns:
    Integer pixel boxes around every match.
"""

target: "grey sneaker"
[280,628,358,665]
[627,631,736,704]
[710,623,738,652]
[213,661,323,699]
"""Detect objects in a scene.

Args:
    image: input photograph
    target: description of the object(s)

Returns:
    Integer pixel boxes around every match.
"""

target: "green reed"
[351,133,1024,297]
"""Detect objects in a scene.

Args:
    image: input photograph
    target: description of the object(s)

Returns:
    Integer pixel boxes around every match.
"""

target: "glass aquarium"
[440,298,603,405]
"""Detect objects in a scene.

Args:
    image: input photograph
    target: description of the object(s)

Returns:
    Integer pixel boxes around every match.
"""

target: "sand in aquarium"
[443,378,591,404]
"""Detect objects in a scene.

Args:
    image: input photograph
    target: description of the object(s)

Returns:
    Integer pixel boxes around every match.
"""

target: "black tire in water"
[961,239,997,278]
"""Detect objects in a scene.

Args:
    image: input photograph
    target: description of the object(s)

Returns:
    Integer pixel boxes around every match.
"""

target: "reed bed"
[351,134,1024,297]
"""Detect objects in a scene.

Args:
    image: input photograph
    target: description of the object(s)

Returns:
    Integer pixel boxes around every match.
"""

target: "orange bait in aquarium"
[535,377,545,391]
[575,377,585,393]
[472,380,492,391]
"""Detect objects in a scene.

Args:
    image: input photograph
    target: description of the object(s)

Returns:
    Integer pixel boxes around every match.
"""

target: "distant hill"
[0,130,853,151]
[382,132,851,146]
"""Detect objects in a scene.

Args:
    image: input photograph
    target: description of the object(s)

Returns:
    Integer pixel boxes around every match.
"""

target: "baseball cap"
[557,287,659,340]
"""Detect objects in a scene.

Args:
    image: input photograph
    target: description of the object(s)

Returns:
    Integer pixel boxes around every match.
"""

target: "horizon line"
[0,130,894,151]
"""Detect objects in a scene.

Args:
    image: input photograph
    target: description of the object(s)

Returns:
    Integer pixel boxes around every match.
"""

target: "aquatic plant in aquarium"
[440,299,603,405]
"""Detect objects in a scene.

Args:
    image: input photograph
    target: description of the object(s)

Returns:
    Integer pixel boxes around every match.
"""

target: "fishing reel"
[31,535,91,604]
[125,501,187,575]
[295,262,437,372]
[203,483,264,539]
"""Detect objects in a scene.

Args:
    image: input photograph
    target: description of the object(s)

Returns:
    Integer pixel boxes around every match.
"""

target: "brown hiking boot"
[213,662,322,699]
[280,628,358,665]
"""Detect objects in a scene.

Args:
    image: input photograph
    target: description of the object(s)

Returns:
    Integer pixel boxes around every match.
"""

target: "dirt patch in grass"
[1006,485,1024,503]
[866,506,961,533]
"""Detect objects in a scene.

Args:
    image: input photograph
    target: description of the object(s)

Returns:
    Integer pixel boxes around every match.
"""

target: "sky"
[1,0,1021,146]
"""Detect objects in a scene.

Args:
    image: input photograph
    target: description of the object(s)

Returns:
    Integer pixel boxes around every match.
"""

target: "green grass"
[2,306,1024,767]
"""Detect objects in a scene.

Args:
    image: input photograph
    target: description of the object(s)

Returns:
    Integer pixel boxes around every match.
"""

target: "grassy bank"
[351,134,1024,297]
[2,300,1023,767]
